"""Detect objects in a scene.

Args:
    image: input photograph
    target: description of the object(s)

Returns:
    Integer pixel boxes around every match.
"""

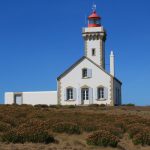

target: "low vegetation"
[86,130,119,147]
[0,104,149,149]
[52,122,81,134]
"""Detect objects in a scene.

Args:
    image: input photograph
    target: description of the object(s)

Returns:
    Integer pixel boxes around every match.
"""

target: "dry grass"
[0,104,149,150]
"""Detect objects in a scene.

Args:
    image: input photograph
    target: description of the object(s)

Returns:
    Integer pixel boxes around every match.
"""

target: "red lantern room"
[88,5,101,27]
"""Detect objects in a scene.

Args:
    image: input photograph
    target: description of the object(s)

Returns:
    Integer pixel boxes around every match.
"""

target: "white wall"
[58,58,112,105]
[5,93,14,104]
[82,27,104,33]
[5,91,57,105]
[86,37,102,66]
[82,26,105,68]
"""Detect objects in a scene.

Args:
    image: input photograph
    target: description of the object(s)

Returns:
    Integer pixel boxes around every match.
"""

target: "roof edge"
[57,56,86,80]
[57,56,122,85]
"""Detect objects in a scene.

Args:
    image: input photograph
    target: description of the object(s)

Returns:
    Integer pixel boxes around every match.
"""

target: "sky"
[0,0,150,105]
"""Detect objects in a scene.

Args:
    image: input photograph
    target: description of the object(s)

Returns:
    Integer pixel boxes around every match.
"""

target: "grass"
[0,104,149,150]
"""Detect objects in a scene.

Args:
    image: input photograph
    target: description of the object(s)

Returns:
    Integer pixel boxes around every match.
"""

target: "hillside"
[0,104,149,150]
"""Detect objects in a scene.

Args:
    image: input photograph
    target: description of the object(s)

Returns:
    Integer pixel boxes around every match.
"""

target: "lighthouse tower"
[82,6,106,69]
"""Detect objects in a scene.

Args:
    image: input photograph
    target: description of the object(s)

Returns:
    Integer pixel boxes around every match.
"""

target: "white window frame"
[82,68,92,78]
[81,88,89,100]
[97,87,104,100]
[66,88,73,100]
[82,68,88,78]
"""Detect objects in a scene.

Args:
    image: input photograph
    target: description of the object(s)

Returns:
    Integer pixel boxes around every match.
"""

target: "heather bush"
[52,122,81,134]
[114,121,126,132]
[66,105,76,108]
[0,105,149,147]
[1,116,18,127]
[99,104,106,107]
[2,127,55,144]
[0,121,11,132]
[86,130,119,147]
[99,125,123,138]
[127,123,147,138]
[81,123,98,132]
[49,105,61,109]
[88,104,99,107]
[126,123,150,146]
[133,128,150,145]
[34,104,49,108]
[19,119,52,131]
[113,117,127,132]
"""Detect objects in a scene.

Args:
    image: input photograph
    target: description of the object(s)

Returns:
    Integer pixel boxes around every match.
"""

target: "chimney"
[110,50,115,76]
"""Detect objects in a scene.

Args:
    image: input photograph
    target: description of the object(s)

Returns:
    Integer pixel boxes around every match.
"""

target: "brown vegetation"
[0,104,149,150]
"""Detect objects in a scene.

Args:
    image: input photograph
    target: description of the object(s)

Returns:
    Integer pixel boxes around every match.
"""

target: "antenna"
[92,3,96,12]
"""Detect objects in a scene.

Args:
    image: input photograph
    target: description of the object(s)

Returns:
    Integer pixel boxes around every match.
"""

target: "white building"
[5,7,122,106]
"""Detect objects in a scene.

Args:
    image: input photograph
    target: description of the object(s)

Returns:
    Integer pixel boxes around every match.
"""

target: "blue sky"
[0,0,150,105]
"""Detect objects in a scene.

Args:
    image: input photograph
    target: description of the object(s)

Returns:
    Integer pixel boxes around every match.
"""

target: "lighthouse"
[5,5,122,106]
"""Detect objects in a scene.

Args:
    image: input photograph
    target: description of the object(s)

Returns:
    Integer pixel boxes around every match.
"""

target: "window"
[92,48,96,56]
[81,88,89,100]
[14,93,22,105]
[97,87,104,99]
[82,68,92,78]
[67,88,73,100]
[82,68,87,78]
[89,19,100,25]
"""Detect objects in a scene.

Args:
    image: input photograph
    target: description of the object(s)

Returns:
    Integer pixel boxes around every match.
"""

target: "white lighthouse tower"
[82,6,106,69]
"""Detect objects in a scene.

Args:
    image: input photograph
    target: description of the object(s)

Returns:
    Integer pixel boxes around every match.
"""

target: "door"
[81,88,89,104]
[14,94,22,105]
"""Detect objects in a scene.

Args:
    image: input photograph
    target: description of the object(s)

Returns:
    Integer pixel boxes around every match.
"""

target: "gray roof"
[57,56,122,84]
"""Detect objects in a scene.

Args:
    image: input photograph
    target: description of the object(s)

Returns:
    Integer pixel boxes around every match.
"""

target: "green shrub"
[0,121,11,132]
[114,121,126,132]
[66,105,76,108]
[2,116,18,127]
[127,123,147,138]
[34,104,49,108]
[19,119,52,131]
[81,123,98,132]
[52,122,81,134]
[89,104,99,107]
[123,103,135,106]
[127,123,150,145]
[133,128,150,145]
[99,104,106,107]
[86,130,119,147]
[2,128,55,144]
[49,105,61,109]
[100,126,123,138]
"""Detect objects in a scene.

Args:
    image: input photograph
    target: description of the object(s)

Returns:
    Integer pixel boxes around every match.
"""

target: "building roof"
[88,11,101,19]
[57,56,122,85]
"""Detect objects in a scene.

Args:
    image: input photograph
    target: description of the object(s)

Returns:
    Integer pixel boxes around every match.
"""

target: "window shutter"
[89,88,93,104]
[78,88,81,105]
[104,87,108,100]
[94,88,98,100]
[64,89,67,101]
[73,88,76,100]
[87,69,92,78]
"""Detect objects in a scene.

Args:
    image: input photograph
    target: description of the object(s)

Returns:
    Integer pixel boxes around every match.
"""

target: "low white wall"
[5,91,58,105]
[5,92,14,104]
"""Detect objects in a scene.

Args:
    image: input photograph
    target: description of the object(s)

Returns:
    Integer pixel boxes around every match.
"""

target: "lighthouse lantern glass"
[89,19,100,25]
